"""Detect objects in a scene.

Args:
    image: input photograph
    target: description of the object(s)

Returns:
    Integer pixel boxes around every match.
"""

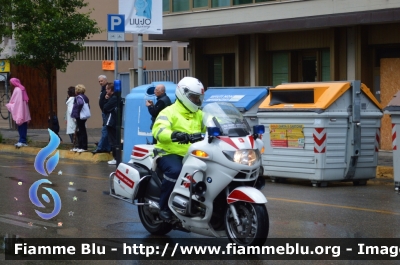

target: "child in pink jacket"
[6,78,31,147]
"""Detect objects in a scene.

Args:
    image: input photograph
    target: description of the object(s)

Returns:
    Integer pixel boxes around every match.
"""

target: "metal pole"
[114,42,121,166]
[138,33,143,86]
[114,41,118,81]
[114,80,122,167]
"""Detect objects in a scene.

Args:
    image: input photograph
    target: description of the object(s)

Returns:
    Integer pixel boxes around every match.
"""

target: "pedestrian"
[6,77,31,147]
[152,77,205,221]
[48,111,63,142]
[71,84,90,153]
[65,86,77,150]
[146,84,171,144]
[92,75,111,154]
[101,83,120,165]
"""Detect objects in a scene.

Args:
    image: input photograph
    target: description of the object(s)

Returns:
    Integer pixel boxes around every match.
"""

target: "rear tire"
[225,202,269,246]
[138,198,172,235]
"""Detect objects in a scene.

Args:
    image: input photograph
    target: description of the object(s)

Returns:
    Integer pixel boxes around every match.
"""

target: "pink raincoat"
[6,78,31,125]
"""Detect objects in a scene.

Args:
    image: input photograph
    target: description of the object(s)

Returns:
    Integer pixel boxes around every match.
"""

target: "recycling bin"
[383,91,400,190]
[257,81,383,187]
[122,81,176,163]
[202,87,269,130]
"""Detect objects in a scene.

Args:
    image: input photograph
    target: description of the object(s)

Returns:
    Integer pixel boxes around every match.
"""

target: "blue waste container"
[202,87,269,130]
[123,81,176,163]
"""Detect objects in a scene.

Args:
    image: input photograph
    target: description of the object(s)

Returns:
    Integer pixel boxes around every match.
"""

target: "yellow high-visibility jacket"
[152,99,205,157]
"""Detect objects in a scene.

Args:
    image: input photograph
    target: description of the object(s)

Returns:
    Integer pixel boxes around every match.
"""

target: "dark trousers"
[76,118,88,150]
[98,113,111,151]
[157,154,183,210]
[106,126,117,160]
[17,122,28,144]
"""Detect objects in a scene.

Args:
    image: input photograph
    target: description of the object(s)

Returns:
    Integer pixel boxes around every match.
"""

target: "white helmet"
[175,77,205,112]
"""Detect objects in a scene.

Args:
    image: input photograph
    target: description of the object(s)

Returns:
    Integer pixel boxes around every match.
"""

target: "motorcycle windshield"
[202,102,251,137]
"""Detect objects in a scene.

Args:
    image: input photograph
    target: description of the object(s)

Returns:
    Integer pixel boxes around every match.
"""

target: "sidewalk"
[0,128,103,145]
[0,128,395,179]
[0,128,113,162]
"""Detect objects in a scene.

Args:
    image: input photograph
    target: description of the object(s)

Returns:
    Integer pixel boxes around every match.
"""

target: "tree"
[0,1,12,54]
[7,0,102,115]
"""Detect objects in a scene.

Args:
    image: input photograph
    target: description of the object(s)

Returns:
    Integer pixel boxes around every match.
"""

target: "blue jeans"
[97,113,111,152]
[18,122,28,144]
[157,154,183,210]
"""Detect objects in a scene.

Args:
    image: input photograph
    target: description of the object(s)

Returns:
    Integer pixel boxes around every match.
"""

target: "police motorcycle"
[109,102,269,246]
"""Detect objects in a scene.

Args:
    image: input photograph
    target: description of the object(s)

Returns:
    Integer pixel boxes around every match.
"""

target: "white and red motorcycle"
[109,102,269,246]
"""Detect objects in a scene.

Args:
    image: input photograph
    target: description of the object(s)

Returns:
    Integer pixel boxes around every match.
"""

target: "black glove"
[171,131,190,144]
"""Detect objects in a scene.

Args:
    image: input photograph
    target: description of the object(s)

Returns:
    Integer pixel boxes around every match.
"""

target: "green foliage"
[8,0,102,74]
[0,1,12,54]
[0,131,3,143]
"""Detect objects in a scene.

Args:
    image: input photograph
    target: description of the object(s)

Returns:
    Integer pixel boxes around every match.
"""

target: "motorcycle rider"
[152,77,205,221]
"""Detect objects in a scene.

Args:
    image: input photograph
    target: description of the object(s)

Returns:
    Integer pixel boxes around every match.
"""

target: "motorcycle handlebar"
[171,133,204,144]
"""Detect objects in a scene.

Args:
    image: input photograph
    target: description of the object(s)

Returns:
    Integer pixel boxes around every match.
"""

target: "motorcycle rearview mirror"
[253,125,265,140]
[207,127,221,143]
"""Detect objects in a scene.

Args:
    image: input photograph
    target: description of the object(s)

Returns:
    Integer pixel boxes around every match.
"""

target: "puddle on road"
[67,187,87,192]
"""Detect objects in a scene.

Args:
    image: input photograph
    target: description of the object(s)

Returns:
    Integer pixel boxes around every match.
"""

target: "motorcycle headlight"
[223,149,259,166]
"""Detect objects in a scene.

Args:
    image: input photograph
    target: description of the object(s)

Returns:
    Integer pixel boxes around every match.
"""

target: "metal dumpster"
[257,81,383,187]
[202,87,269,130]
[383,91,400,190]
[122,81,176,163]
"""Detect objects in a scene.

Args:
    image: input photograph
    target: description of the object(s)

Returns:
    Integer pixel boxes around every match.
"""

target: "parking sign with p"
[107,14,125,41]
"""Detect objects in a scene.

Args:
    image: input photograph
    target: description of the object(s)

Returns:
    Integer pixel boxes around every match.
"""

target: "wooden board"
[380,58,400,150]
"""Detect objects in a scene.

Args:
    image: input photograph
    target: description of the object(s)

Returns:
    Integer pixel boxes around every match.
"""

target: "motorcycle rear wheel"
[225,202,269,246]
[138,198,172,235]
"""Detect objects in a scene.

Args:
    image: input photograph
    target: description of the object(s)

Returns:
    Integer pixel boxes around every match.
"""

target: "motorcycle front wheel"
[225,202,269,246]
[138,198,172,235]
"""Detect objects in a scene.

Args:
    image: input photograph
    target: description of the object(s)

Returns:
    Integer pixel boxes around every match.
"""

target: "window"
[272,52,289,86]
[233,0,253,5]
[193,0,208,8]
[212,0,230,8]
[163,0,170,12]
[213,56,223,86]
[73,46,131,61]
[321,50,330,81]
[145,47,171,61]
[173,0,190,12]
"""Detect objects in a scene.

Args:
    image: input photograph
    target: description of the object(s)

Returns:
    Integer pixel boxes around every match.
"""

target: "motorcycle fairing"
[217,135,255,150]
[227,186,268,204]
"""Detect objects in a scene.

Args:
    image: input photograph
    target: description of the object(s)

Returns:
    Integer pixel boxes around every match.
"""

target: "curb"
[0,144,113,162]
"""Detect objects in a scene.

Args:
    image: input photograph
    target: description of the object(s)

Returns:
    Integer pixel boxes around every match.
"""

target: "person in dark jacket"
[145,84,171,144]
[101,83,119,165]
[92,75,111,154]
[71,84,90,153]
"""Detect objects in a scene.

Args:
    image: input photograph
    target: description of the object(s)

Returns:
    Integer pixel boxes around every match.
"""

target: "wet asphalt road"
[0,152,399,265]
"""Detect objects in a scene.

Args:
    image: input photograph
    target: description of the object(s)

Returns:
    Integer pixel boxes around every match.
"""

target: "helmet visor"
[186,91,204,106]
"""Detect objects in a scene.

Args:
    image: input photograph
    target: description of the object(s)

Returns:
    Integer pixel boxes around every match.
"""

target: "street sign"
[107,14,125,41]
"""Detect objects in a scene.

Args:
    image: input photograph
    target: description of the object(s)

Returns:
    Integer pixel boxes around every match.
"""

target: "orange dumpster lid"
[258,82,382,112]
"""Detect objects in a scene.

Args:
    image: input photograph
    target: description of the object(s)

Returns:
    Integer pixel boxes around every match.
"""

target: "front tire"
[225,202,269,246]
[138,198,172,235]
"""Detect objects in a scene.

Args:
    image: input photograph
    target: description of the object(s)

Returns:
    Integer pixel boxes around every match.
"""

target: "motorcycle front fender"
[227,186,267,204]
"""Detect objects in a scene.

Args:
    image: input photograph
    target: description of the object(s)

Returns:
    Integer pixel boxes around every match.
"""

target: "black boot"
[159,208,172,221]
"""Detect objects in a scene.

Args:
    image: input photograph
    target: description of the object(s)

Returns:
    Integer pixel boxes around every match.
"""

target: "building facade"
[152,0,400,150]
[0,0,189,130]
